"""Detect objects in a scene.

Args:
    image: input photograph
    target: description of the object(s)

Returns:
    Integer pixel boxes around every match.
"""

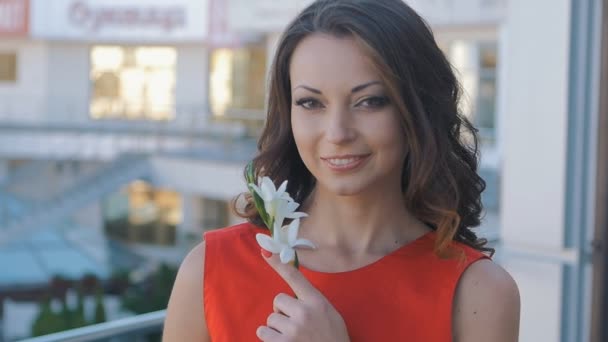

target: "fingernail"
[261,248,272,258]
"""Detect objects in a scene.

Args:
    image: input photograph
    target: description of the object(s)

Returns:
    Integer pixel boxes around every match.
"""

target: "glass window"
[444,40,498,146]
[209,44,266,117]
[0,52,17,82]
[440,39,500,229]
[200,197,228,230]
[90,46,177,121]
[103,180,182,246]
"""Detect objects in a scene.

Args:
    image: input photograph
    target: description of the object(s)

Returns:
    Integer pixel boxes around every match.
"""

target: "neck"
[299,183,429,255]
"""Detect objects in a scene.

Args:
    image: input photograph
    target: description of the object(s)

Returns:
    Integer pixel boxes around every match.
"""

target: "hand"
[257,249,351,342]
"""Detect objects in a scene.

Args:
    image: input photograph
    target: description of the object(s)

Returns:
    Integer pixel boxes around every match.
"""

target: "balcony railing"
[0,97,254,139]
[18,310,165,342]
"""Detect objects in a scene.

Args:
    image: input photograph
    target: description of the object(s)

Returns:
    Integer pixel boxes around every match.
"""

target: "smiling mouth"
[321,154,370,170]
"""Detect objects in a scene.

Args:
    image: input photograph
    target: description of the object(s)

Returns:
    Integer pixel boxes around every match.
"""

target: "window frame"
[0,51,17,83]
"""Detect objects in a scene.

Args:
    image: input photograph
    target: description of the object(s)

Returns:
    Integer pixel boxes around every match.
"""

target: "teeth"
[327,157,360,166]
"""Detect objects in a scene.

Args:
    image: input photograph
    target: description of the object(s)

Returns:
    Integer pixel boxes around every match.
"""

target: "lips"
[321,154,370,171]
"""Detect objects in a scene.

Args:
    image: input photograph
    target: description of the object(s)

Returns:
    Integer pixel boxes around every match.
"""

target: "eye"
[357,96,390,109]
[295,97,324,110]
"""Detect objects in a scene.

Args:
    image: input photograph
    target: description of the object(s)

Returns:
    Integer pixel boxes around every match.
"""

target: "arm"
[452,259,520,342]
[163,241,211,342]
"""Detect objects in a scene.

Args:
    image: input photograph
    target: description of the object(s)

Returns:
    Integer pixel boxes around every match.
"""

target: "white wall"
[175,45,210,125]
[500,0,571,249]
[0,40,48,121]
[498,1,572,341]
[46,43,90,123]
[178,193,201,238]
[228,0,506,33]
[150,156,246,201]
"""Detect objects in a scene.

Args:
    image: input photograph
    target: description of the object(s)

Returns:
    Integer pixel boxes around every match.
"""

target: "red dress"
[203,222,489,341]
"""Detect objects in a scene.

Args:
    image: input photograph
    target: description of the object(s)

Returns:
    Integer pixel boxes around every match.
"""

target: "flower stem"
[293,252,300,299]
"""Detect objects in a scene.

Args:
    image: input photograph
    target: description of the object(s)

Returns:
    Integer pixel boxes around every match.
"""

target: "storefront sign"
[0,0,28,37]
[68,1,185,32]
[31,0,208,42]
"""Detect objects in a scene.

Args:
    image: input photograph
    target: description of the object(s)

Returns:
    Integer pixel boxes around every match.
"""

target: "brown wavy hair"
[233,0,493,257]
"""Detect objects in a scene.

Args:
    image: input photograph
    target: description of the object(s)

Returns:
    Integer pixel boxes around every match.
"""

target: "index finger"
[263,252,321,301]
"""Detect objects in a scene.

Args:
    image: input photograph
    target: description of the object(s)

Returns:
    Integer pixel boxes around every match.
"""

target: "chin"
[322,179,369,197]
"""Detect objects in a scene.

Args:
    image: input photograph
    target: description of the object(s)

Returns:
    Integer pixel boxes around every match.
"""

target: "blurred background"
[0,0,605,341]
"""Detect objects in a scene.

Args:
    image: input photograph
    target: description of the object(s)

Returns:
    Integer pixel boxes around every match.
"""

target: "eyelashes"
[295,97,323,110]
[359,96,390,108]
[294,96,391,111]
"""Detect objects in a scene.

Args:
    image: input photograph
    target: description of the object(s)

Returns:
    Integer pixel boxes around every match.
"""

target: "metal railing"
[18,310,165,342]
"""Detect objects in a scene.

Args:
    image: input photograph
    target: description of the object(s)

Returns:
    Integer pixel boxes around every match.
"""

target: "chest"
[206,269,454,342]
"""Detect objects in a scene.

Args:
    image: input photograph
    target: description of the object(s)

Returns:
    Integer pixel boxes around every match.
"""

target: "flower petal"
[285,211,308,219]
[279,247,296,264]
[260,177,276,200]
[277,180,288,196]
[286,200,299,212]
[292,238,317,249]
[265,199,277,218]
[273,221,287,242]
[287,219,300,244]
[272,199,289,227]
[256,233,282,253]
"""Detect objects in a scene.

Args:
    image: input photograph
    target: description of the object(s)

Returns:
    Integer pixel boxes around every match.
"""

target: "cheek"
[291,113,317,160]
[365,115,408,171]
[365,112,406,149]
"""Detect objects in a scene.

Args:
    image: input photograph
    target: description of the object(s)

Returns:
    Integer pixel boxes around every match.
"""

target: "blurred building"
[0,0,251,339]
[0,0,605,341]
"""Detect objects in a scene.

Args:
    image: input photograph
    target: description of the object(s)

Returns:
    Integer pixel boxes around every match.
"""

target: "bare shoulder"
[162,241,210,342]
[452,259,520,342]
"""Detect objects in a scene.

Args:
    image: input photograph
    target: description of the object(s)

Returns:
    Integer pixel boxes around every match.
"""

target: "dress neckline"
[298,230,435,276]
[249,224,435,276]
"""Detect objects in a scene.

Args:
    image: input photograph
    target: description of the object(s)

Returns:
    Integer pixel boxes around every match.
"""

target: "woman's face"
[290,34,407,197]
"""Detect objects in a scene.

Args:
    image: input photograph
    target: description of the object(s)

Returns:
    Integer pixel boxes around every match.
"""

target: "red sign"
[0,0,28,36]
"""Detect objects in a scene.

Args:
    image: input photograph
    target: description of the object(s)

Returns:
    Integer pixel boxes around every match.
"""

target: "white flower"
[256,219,316,264]
[250,177,307,228]
[272,196,308,230]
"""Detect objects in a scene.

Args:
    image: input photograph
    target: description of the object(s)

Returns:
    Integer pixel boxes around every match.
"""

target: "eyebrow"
[293,81,382,94]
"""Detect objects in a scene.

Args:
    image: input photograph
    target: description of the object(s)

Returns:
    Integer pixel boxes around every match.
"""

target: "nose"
[325,105,356,145]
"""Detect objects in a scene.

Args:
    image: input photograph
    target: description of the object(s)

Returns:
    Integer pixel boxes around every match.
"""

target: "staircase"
[0,155,154,245]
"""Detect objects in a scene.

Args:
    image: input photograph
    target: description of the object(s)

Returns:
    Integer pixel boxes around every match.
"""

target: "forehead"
[289,34,381,89]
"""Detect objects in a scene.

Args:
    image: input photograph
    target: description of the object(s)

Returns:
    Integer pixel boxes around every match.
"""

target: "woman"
[163,0,520,341]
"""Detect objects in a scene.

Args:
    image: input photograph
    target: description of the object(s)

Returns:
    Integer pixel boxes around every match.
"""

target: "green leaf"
[246,161,272,231]
[245,161,256,185]
[294,251,299,269]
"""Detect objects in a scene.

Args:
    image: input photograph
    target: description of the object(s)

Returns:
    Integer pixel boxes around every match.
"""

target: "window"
[440,39,500,238]
[103,180,182,246]
[443,41,498,146]
[90,46,176,121]
[0,52,17,82]
[209,44,266,117]
[200,197,228,230]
